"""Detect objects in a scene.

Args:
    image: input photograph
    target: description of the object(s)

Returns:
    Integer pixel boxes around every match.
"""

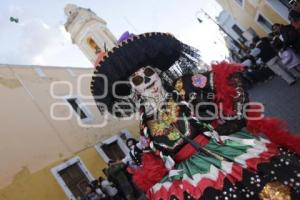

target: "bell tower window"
[87,37,100,53]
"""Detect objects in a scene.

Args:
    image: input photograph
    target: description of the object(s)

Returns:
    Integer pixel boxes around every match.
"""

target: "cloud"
[0,4,92,67]
[8,4,24,15]
[19,19,57,62]
[0,1,227,67]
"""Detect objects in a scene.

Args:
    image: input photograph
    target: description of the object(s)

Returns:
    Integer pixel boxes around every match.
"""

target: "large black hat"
[91,32,201,117]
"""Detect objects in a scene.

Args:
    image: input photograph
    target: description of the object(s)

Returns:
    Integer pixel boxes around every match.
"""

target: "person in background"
[99,177,122,200]
[289,9,300,53]
[267,32,276,41]
[91,180,108,200]
[111,137,146,195]
[240,55,259,85]
[107,161,135,200]
[123,138,148,198]
[273,37,300,79]
[289,9,300,33]
[246,42,275,82]
[271,23,282,37]
[272,21,300,54]
[85,185,101,200]
[121,138,145,168]
[252,36,295,85]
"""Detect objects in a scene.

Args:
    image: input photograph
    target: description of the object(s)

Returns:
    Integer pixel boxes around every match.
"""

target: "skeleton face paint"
[129,66,163,97]
[130,67,166,116]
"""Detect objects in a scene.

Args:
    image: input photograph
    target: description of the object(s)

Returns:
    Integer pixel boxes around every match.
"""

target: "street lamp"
[196,8,246,51]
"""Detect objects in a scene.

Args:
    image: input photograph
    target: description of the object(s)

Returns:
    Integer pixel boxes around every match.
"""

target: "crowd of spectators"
[240,7,300,87]
[81,138,146,200]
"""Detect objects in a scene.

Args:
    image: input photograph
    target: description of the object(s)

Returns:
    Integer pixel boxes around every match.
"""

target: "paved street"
[248,77,300,133]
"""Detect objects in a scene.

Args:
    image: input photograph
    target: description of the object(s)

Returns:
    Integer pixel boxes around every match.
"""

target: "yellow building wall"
[0,65,139,191]
[217,0,289,37]
[0,147,107,200]
[260,3,288,25]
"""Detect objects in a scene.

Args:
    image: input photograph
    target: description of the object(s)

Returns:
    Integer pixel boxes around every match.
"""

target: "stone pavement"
[248,76,300,133]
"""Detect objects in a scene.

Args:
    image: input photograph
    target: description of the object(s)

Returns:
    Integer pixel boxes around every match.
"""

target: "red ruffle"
[132,152,168,193]
[213,62,300,154]
[182,171,226,199]
[150,163,244,200]
[247,104,300,153]
[212,62,244,116]
[245,143,278,171]
[151,171,226,200]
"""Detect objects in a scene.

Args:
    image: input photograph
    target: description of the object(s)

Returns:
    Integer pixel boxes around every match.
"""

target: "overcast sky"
[0,0,228,68]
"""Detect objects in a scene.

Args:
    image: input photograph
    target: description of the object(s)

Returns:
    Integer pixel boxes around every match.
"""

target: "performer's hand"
[203,130,223,144]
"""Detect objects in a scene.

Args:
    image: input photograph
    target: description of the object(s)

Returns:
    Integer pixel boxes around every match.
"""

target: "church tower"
[64,4,117,65]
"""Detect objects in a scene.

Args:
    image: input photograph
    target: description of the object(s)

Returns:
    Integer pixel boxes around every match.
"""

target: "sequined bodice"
[146,98,191,154]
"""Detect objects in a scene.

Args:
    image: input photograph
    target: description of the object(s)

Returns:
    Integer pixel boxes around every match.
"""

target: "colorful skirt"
[148,131,300,200]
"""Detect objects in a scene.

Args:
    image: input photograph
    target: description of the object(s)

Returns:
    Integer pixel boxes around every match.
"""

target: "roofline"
[0,63,93,70]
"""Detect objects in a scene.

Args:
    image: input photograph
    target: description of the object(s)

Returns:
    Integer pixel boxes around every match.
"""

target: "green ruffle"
[160,131,260,183]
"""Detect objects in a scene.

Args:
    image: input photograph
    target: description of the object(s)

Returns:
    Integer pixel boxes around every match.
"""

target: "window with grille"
[66,97,88,120]
[279,0,298,9]
[58,163,90,199]
[257,14,273,32]
[101,140,125,161]
[232,24,247,42]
